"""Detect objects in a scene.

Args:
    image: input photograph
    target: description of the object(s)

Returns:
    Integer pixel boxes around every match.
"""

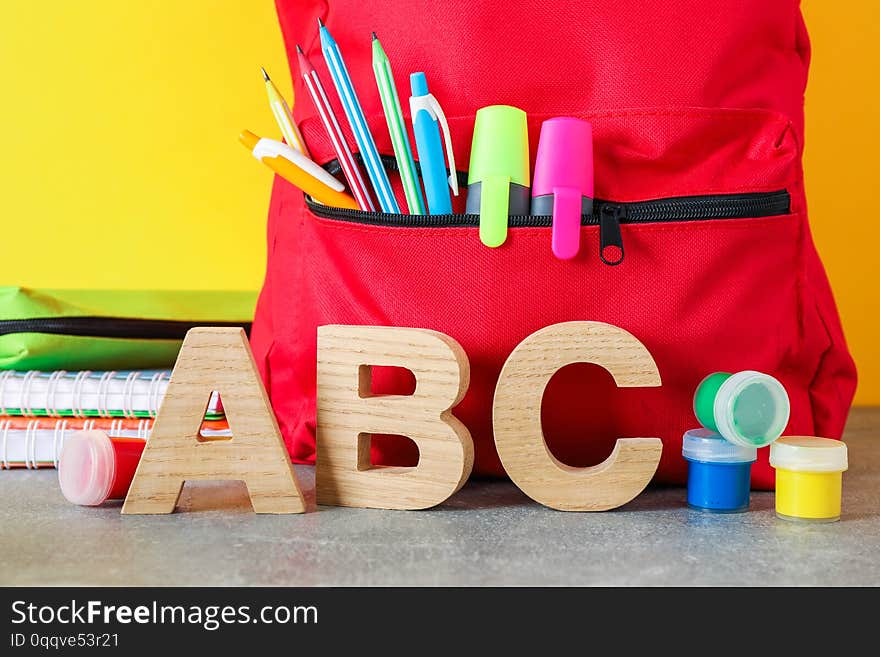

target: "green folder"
[0,287,257,371]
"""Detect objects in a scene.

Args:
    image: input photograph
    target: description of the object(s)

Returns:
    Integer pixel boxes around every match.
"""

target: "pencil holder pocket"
[252,106,856,490]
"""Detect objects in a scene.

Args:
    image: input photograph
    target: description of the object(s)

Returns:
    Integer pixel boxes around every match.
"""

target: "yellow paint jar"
[770,437,848,522]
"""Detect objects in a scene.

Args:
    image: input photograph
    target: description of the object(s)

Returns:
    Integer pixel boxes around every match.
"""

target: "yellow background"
[0,1,877,403]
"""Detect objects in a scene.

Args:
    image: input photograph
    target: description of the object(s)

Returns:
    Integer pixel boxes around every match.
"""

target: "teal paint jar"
[693,371,790,448]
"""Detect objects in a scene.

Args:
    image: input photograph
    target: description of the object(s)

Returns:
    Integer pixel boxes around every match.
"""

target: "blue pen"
[318,20,399,213]
[409,72,458,215]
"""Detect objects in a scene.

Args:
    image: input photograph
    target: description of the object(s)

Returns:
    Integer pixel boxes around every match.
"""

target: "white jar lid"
[769,436,848,473]
[714,370,790,448]
[682,428,758,464]
[57,430,116,506]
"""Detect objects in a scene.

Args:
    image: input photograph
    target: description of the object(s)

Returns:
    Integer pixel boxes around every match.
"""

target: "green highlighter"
[466,105,530,247]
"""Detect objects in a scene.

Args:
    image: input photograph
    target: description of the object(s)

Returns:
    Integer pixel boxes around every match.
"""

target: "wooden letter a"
[122,327,305,515]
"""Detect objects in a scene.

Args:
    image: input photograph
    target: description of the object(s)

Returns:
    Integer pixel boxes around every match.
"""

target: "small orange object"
[240,129,359,210]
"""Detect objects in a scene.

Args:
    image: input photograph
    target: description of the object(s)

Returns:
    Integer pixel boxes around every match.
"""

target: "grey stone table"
[2,408,877,586]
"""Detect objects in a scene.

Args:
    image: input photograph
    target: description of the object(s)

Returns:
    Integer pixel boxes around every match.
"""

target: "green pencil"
[371,32,425,215]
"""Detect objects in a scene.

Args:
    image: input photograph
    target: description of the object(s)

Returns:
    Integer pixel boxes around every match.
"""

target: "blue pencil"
[318,20,399,214]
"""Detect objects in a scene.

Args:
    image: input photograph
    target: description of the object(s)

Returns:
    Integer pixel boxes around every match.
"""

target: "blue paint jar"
[682,428,757,513]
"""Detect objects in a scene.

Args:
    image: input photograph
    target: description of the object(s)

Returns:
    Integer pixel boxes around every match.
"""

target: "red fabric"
[252,0,857,489]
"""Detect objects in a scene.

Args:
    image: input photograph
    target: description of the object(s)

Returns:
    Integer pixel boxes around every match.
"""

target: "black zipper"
[305,179,791,265]
[0,317,251,340]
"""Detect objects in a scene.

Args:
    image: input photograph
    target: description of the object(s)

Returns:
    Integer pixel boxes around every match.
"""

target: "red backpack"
[250,0,856,489]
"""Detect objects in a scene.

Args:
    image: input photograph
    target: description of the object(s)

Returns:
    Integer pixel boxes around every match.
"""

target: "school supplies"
[770,437,848,522]
[258,2,858,493]
[318,20,399,213]
[682,428,757,513]
[409,72,457,215]
[240,130,359,210]
[532,117,594,260]
[683,369,794,516]
[0,287,256,371]
[694,371,790,448]
[466,105,530,247]
[373,34,425,215]
[261,66,309,156]
[58,430,146,506]
[297,45,375,212]
[0,370,223,419]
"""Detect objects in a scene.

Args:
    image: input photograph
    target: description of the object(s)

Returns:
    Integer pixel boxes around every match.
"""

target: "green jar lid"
[693,372,730,432]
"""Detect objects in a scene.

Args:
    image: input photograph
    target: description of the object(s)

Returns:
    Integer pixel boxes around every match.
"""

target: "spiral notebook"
[0,416,231,469]
[0,370,223,419]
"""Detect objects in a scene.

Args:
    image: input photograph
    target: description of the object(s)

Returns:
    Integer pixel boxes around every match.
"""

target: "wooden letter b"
[316,325,474,510]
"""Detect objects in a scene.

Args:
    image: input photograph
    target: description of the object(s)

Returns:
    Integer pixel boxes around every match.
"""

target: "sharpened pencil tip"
[317,17,324,27]
[371,31,378,41]
[295,44,304,54]
[261,66,270,82]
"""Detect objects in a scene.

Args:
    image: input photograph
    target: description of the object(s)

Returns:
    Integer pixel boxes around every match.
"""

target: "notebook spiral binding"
[71,370,90,418]
[0,370,172,418]
[147,371,168,418]
[0,416,155,470]
[19,370,39,417]
[46,370,66,418]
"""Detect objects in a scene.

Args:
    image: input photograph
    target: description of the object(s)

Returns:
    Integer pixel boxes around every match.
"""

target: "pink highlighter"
[531,117,594,260]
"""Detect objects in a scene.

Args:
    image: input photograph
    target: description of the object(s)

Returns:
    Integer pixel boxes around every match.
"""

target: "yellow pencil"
[262,67,309,156]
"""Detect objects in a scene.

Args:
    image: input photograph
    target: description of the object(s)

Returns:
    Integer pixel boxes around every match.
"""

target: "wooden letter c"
[493,321,663,511]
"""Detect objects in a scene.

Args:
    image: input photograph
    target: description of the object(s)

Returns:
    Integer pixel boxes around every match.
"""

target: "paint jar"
[693,371,790,448]
[58,430,146,506]
[770,436,848,522]
[682,428,757,512]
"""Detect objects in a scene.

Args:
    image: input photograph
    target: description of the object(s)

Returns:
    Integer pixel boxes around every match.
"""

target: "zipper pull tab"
[599,204,626,265]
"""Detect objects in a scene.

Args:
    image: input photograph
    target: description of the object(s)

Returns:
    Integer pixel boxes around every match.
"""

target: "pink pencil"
[296,44,375,212]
